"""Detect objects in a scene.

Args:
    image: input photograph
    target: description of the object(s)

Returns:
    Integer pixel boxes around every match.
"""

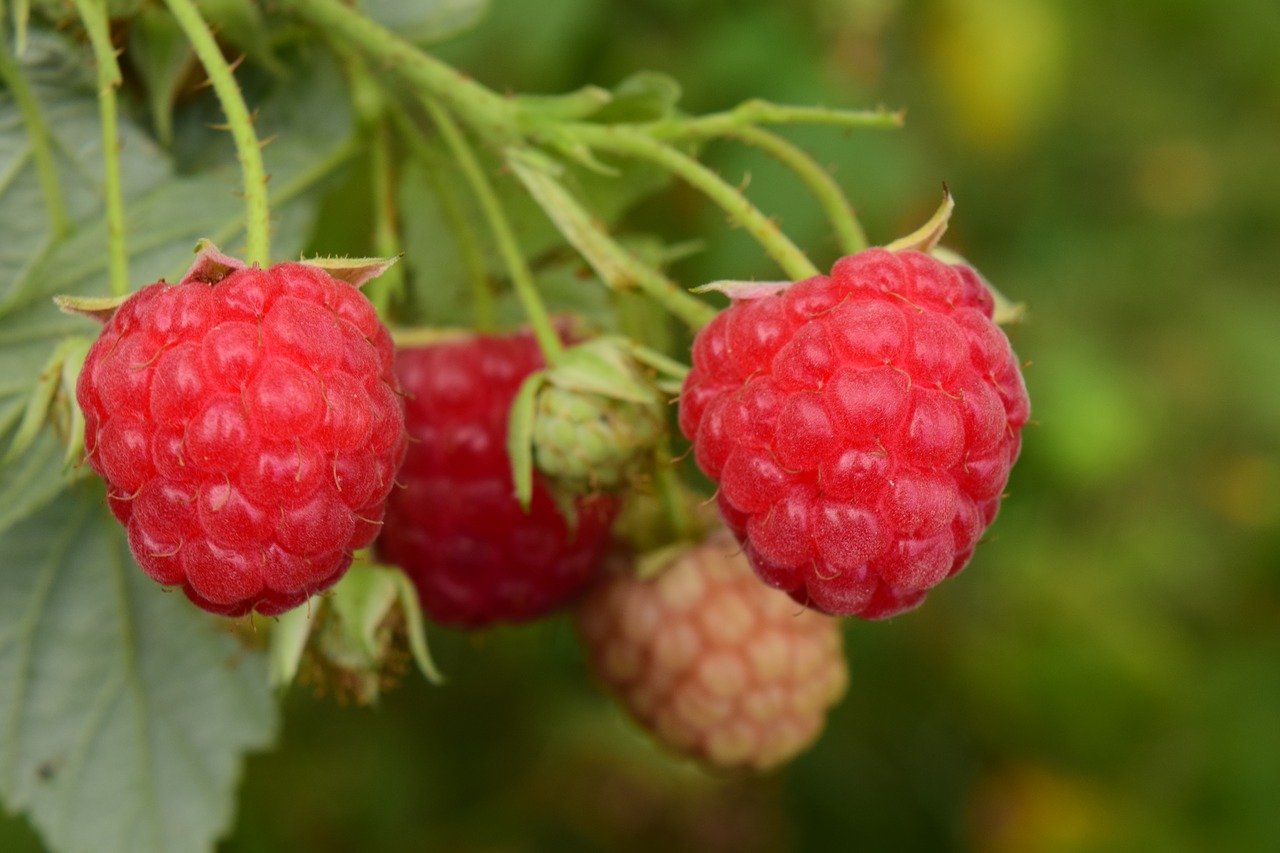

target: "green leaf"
[0,489,278,853]
[589,70,683,124]
[505,370,545,511]
[0,29,355,504]
[0,427,67,537]
[126,6,195,146]
[360,0,488,45]
[397,133,669,326]
[546,338,658,403]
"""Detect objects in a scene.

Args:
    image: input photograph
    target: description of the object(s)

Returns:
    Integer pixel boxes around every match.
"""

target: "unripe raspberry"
[679,248,1029,619]
[529,338,666,494]
[75,246,406,617]
[376,330,617,628]
[577,531,848,771]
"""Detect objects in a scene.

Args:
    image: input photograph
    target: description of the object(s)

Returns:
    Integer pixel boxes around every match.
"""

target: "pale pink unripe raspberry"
[577,532,848,771]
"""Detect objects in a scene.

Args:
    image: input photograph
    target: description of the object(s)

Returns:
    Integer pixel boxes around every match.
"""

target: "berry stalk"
[713,125,868,254]
[390,109,498,331]
[425,100,563,364]
[278,0,517,145]
[506,153,717,331]
[72,0,129,295]
[162,0,271,265]
[568,124,821,280]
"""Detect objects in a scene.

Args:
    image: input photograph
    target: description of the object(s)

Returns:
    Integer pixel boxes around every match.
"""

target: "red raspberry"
[678,248,1029,619]
[77,258,406,617]
[376,330,617,628]
[577,531,848,770]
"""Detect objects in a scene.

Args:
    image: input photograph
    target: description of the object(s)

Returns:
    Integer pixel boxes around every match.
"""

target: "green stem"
[507,153,716,331]
[425,101,562,363]
[644,100,904,138]
[729,125,867,254]
[654,447,692,542]
[0,41,71,237]
[278,0,516,143]
[366,118,404,316]
[163,0,270,264]
[569,125,820,280]
[390,109,497,331]
[72,0,129,295]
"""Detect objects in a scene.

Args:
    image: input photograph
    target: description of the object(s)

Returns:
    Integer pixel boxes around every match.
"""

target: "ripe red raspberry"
[678,248,1029,619]
[577,531,848,770]
[376,330,617,628]
[76,252,406,617]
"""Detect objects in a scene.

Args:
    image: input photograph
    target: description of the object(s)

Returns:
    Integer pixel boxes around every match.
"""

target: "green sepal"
[589,70,683,124]
[884,185,954,254]
[387,565,444,685]
[299,253,403,288]
[267,562,443,696]
[545,337,658,404]
[267,600,314,690]
[930,245,1027,325]
[4,336,92,466]
[57,337,91,471]
[507,369,548,511]
[516,85,613,122]
[52,293,132,324]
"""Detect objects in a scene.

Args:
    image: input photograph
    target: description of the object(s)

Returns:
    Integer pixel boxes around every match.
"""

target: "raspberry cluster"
[679,248,1029,619]
[77,260,406,616]
[577,531,848,770]
[376,331,617,627]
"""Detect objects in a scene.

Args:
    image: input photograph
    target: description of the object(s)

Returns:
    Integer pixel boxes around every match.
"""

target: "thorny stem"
[163,0,271,265]
[425,101,563,363]
[725,125,867,254]
[568,124,821,280]
[0,41,71,238]
[507,154,717,331]
[279,0,516,144]
[390,109,497,332]
[643,100,904,138]
[72,0,129,295]
[367,118,404,316]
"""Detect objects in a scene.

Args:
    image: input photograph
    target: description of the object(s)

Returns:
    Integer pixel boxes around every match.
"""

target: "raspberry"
[577,531,848,770]
[678,248,1029,619]
[529,338,666,495]
[76,250,407,617]
[376,330,617,628]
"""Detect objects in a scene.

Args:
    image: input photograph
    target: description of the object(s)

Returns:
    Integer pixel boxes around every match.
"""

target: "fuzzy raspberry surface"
[577,531,848,770]
[77,262,406,616]
[376,331,617,628]
[678,248,1030,619]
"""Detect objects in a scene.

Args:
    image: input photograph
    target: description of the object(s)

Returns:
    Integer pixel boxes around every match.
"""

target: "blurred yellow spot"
[925,0,1068,153]
[1134,139,1219,217]
[967,763,1114,853]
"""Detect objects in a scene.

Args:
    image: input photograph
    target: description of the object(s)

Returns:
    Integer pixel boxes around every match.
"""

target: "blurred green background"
[8,0,1280,850]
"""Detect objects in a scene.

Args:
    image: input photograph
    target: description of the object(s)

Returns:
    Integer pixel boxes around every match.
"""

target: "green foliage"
[0,490,277,853]
[2,0,1278,851]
